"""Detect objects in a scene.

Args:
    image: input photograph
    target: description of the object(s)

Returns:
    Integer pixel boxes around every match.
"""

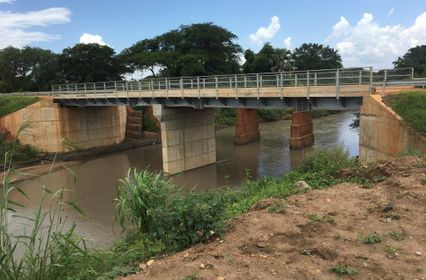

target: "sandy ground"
[125,157,426,280]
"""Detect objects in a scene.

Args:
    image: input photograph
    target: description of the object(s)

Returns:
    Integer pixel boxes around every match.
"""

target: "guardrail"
[0,67,417,98]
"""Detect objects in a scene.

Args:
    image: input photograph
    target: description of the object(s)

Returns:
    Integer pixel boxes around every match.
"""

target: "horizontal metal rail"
[0,67,417,99]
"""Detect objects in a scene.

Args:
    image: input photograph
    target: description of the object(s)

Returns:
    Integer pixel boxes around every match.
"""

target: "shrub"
[299,145,356,177]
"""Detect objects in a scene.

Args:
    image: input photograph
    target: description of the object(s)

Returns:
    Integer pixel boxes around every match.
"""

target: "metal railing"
[45,67,413,99]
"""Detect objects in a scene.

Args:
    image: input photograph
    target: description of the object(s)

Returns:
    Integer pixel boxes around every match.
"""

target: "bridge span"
[3,67,422,175]
[51,67,414,110]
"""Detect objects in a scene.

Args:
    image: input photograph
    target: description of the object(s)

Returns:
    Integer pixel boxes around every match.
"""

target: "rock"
[217,277,225,280]
[416,251,422,256]
[251,198,281,210]
[294,181,311,192]
[200,263,205,269]
[139,263,147,270]
[146,259,155,266]
[256,242,266,248]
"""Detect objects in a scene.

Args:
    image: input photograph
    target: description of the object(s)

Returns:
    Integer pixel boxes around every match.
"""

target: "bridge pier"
[153,105,216,175]
[234,109,260,145]
[289,111,314,150]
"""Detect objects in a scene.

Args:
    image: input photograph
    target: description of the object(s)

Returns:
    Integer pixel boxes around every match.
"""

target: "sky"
[1,0,426,68]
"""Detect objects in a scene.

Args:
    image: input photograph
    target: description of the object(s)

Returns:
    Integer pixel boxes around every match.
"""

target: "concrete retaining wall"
[359,94,426,162]
[0,98,127,152]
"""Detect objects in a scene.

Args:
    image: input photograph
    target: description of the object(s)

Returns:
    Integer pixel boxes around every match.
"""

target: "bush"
[299,145,356,176]
[115,169,230,250]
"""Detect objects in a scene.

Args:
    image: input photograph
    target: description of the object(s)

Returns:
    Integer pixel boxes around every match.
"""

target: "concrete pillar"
[234,109,260,145]
[125,107,143,140]
[153,106,216,175]
[289,111,314,150]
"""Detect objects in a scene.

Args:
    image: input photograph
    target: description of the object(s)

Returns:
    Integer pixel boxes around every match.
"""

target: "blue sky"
[1,0,426,68]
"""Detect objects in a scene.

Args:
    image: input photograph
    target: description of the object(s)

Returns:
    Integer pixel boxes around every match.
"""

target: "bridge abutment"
[234,109,260,145]
[153,106,216,175]
[289,111,314,150]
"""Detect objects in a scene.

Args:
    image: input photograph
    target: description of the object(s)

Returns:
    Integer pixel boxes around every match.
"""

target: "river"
[7,111,358,247]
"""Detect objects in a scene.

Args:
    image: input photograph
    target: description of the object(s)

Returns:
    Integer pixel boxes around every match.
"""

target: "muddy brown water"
[6,111,358,247]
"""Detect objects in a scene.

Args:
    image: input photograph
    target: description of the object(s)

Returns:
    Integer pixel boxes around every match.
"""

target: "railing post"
[336,69,340,99]
[126,81,129,100]
[203,78,205,89]
[256,73,260,99]
[276,74,279,87]
[359,70,362,85]
[411,67,414,80]
[138,80,142,100]
[197,76,200,99]
[235,74,238,99]
[314,73,317,86]
[191,79,193,89]
[104,82,107,99]
[280,72,283,99]
[369,67,373,94]
[244,76,247,88]
[295,74,298,87]
[165,78,169,98]
[180,77,184,98]
[151,79,154,98]
[84,83,87,96]
[215,76,218,99]
[306,70,310,99]
[382,69,388,94]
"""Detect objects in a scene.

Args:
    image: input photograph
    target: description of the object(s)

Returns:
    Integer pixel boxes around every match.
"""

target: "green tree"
[242,43,293,73]
[60,43,124,83]
[121,23,243,77]
[393,45,426,77]
[0,46,60,92]
[292,43,342,70]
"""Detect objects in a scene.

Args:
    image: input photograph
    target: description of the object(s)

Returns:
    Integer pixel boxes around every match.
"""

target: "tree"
[60,43,124,83]
[121,23,243,77]
[242,43,293,73]
[0,46,60,92]
[292,43,342,70]
[393,45,426,77]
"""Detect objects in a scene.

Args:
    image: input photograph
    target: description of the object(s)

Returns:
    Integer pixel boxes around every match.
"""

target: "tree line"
[0,22,424,93]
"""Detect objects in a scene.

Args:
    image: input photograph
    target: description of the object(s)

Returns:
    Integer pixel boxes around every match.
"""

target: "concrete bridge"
[2,67,424,175]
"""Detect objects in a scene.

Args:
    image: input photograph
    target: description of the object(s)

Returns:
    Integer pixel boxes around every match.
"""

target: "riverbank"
[0,136,160,183]
[125,156,426,280]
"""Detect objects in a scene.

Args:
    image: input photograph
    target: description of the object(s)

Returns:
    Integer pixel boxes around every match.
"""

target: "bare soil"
[126,157,426,280]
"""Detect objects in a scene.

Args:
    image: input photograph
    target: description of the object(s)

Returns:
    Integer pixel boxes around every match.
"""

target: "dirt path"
[126,157,426,280]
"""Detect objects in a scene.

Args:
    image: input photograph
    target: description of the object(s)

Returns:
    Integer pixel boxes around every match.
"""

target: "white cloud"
[283,36,292,49]
[79,33,107,46]
[0,0,15,3]
[326,12,426,68]
[0,7,70,49]
[249,15,280,46]
[388,8,394,17]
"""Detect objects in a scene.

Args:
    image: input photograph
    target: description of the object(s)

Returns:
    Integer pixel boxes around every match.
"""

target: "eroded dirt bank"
[126,157,426,280]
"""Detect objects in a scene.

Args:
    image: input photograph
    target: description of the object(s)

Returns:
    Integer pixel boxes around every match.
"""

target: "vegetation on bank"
[384,91,426,137]
[1,145,389,280]
[0,96,38,117]
[0,139,37,164]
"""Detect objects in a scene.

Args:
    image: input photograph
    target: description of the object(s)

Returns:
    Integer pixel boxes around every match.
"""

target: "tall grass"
[0,124,87,280]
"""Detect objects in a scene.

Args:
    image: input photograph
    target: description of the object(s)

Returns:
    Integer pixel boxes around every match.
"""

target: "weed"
[389,231,406,241]
[181,272,199,280]
[308,214,323,222]
[416,267,424,273]
[267,200,287,213]
[385,245,397,257]
[330,264,358,276]
[361,233,382,244]
[421,177,426,185]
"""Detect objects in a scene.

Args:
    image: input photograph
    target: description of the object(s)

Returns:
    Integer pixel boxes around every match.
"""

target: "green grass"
[384,91,426,137]
[361,233,382,244]
[0,139,38,163]
[0,96,39,117]
[330,264,358,276]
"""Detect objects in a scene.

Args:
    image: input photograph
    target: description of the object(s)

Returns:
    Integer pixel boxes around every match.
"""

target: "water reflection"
[7,111,358,247]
